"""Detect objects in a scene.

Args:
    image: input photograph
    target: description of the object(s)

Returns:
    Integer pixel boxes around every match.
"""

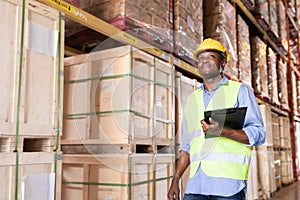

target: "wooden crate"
[246,148,259,200]
[279,116,291,149]
[259,104,273,146]
[175,72,200,150]
[61,154,174,200]
[271,112,280,148]
[280,150,294,185]
[0,152,62,200]
[63,46,175,151]
[0,0,64,139]
[256,146,276,199]
[274,150,282,189]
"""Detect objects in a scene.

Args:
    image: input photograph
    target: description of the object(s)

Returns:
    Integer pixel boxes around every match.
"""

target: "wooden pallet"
[0,152,62,200]
[0,135,57,153]
[0,0,64,137]
[61,139,174,154]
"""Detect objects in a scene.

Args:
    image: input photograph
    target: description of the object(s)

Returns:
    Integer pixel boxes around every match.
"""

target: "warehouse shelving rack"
[36,0,299,182]
[36,0,201,79]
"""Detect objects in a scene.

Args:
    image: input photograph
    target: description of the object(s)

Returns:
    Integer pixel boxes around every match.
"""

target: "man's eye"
[209,54,216,59]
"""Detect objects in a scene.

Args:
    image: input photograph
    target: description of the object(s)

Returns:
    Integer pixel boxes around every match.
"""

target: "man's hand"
[167,178,180,200]
[201,118,223,136]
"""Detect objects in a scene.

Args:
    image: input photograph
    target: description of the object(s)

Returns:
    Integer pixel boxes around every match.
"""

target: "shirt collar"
[199,76,229,92]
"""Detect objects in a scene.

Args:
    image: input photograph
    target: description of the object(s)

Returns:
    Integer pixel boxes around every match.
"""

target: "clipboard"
[204,107,248,130]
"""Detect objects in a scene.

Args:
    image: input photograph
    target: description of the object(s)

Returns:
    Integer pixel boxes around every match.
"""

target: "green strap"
[62,176,173,187]
[53,12,63,200]
[14,0,26,199]
[65,73,174,89]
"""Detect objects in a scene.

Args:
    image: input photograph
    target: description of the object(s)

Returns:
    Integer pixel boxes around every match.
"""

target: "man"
[168,38,266,200]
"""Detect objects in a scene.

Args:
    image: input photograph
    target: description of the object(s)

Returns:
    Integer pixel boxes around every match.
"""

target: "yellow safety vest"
[185,80,251,180]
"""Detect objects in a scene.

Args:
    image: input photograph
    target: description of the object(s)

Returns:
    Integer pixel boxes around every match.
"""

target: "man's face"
[197,51,223,79]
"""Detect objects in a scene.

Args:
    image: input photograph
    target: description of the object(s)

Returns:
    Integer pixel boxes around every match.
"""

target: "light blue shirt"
[179,77,266,196]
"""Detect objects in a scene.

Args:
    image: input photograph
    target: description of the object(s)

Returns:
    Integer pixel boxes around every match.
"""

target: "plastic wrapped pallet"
[0,0,64,152]
[297,76,300,114]
[276,0,288,51]
[292,71,299,115]
[297,0,300,22]
[62,154,174,200]
[277,59,289,110]
[268,0,278,37]
[203,0,238,80]
[255,0,269,23]
[63,46,175,153]
[251,37,268,98]
[173,0,203,65]
[267,47,279,105]
[66,0,173,52]
[237,15,252,87]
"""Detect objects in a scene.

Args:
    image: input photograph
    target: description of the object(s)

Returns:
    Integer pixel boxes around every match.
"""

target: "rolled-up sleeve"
[238,85,266,146]
[178,118,191,153]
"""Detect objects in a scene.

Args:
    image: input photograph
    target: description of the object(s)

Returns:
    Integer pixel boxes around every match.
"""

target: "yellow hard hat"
[193,38,229,63]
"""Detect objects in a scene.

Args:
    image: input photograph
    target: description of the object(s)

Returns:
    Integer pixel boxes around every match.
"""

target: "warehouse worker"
[168,38,266,200]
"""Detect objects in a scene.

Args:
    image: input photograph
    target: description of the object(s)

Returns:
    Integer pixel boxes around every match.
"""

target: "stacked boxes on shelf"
[268,0,278,37]
[174,72,200,199]
[173,0,203,65]
[0,0,64,199]
[297,76,300,114]
[237,15,252,87]
[267,47,280,105]
[292,71,299,116]
[277,59,289,110]
[62,45,175,199]
[276,0,289,51]
[203,0,238,80]
[251,36,269,99]
[254,0,269,29]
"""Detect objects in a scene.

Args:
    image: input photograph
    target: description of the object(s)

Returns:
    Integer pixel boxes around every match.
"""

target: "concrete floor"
[271,181,300,200]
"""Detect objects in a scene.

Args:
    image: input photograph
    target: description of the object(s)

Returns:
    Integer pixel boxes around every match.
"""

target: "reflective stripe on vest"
[185,80,251,180]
